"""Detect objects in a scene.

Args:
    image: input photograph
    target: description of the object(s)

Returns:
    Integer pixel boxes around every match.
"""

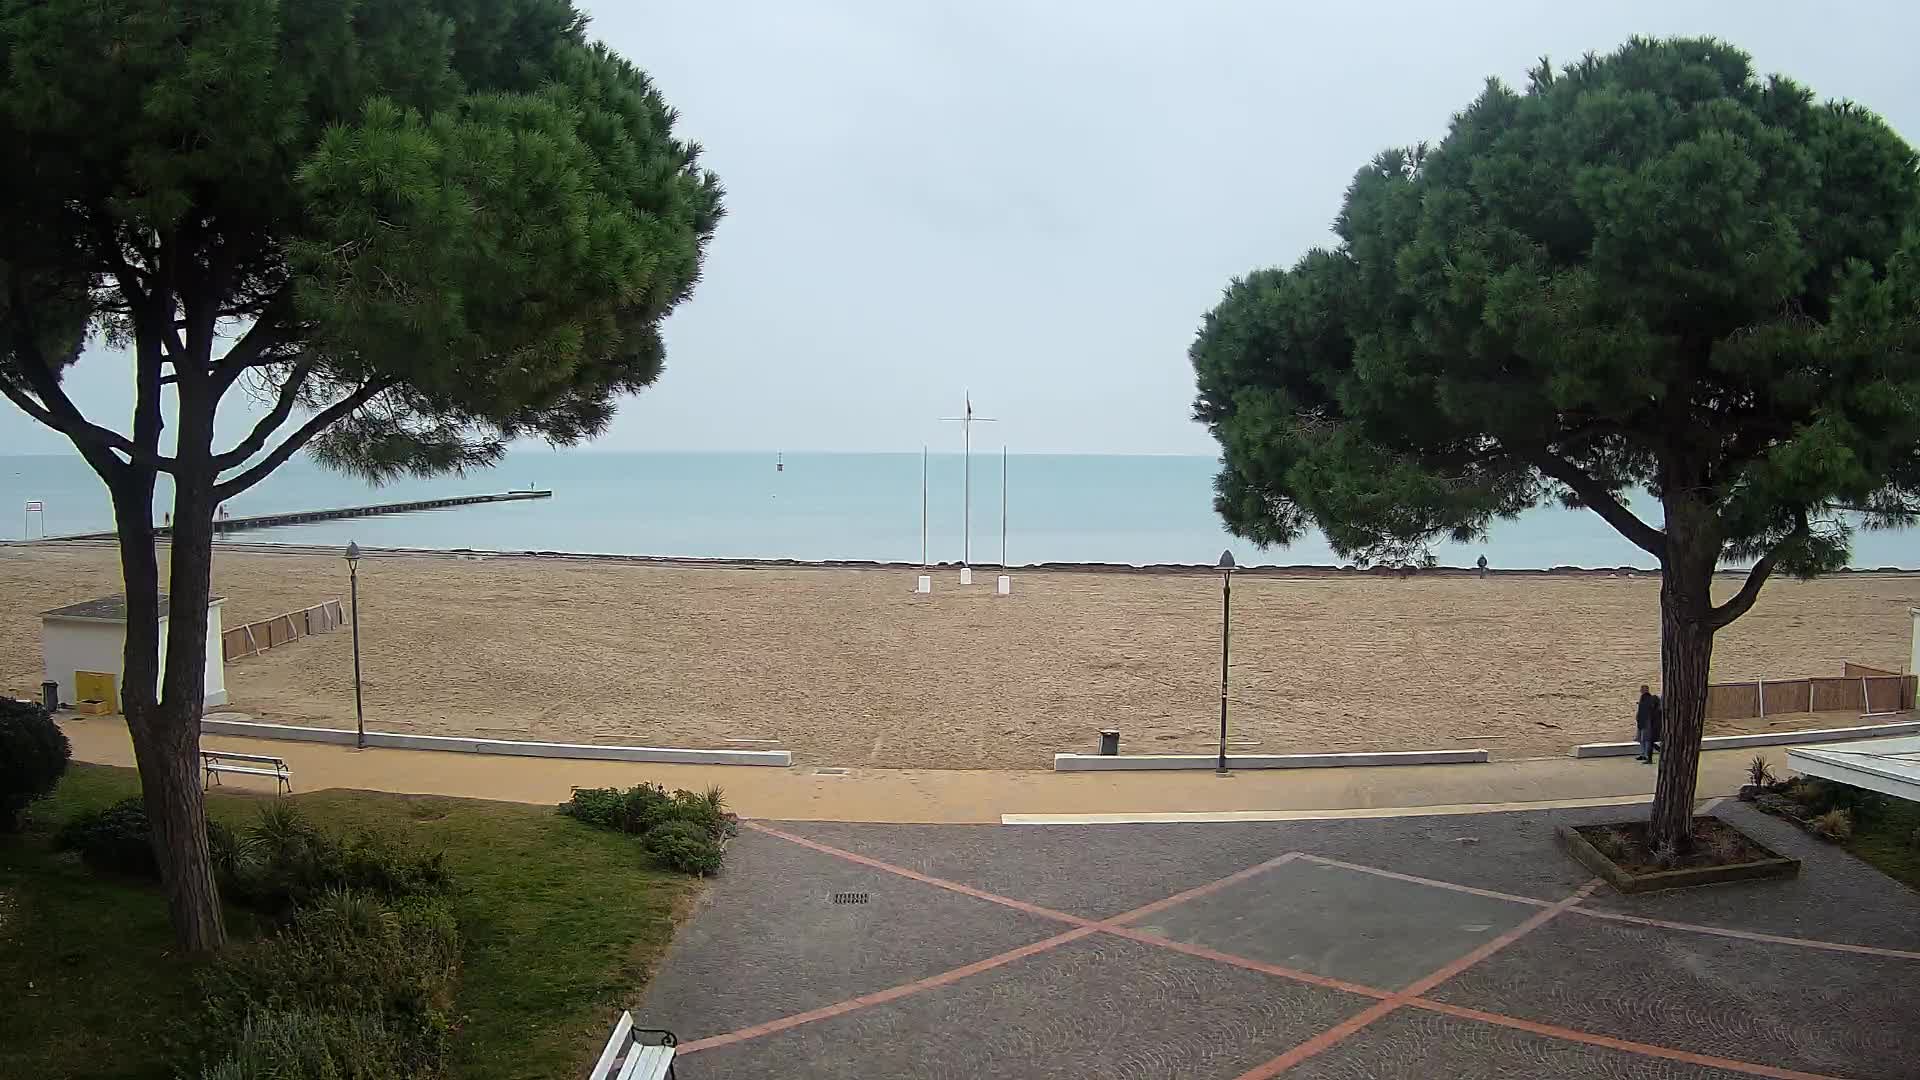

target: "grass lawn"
[1847,792,1920,892]
[0,764,703,1080]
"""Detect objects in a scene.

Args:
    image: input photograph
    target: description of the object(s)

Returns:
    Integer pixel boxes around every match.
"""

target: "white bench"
[588,1011,677,1080]
[201,749,291,795]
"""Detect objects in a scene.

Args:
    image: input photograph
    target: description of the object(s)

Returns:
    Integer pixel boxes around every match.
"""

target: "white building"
[41,593,228,710]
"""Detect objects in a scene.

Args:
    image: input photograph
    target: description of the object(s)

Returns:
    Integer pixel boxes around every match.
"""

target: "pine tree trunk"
[110,465,227,950]
[1649,518,1718,854]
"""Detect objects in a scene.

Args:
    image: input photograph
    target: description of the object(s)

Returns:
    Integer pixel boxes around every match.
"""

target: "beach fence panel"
[1810,677,1864,712]
[1864,675,1913,715]
[1705,682,1761,721]
[1759,679,1813,718]
[221,601,343,662]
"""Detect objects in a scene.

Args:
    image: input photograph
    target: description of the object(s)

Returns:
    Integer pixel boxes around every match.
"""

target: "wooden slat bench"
[588,1011,677,1080]
[200,749,291,795]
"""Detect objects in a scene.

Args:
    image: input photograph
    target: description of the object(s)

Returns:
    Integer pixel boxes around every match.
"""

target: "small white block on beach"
[996,575,1011,595]
[915,574,931,594]
[959,567,973,586]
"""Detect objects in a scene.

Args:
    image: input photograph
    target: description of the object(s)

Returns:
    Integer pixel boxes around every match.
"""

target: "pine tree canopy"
[1192,36,1920,579]
[1,0,723,487]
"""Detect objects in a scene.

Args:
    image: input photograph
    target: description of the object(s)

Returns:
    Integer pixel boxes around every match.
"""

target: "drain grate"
[813,767,850,776]
[831,892,870,905]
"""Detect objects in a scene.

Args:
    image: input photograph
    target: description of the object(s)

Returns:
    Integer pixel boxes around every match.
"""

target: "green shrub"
[223,804,450,916]
[0,697,71,832]
[197,1008,419,1080]
[1811,808,1855,842]
[642,819,724,876]
[56,797,160,877]
[561,783,733,874]
[58,799,449,915]
[198,891,460,1078]
[1746,755,1775,788]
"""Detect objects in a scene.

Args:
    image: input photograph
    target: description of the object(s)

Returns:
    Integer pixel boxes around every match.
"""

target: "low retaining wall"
[1570,719,1920,759]
[1052,749,1490,772]
[198,716,791,766]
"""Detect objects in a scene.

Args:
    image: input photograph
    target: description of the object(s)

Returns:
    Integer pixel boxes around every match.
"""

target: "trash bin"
[1099,729,1120,756]
[42,680,60,710]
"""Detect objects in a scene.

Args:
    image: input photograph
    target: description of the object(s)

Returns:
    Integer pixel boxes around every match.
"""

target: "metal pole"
[963,417,971,567]
[921,446,928,568]
[1001,445,1008,568]
[1217,569,1231,775]
[350,565,365,749]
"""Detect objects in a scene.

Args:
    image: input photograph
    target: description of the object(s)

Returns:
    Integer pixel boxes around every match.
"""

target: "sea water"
[1,450,1912,569]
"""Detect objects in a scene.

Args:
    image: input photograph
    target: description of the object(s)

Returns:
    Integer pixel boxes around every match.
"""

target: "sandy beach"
[3,543,1914,769]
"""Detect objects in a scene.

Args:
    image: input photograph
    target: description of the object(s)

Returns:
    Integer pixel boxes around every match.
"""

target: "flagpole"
[921,446,928,568]
[1001,445,1008,568]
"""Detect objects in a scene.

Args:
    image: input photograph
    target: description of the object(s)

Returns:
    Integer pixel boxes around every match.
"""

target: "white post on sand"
[940,392,996,582]
[915,574,932,594]
[997,444,1012,597]
[1911,608,1919,677]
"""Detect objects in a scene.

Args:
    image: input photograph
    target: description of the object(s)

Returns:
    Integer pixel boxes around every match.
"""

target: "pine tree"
[1192,37,1920,852]
[0,0,723,948]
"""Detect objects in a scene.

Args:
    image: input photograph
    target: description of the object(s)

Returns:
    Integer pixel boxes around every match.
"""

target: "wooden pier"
[64,490,552,539]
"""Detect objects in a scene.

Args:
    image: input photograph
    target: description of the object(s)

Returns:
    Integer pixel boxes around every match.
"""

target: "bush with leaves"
[642,819,725,876]
[1810,809,1855,842]
[222,803,450,917]
[58,799,448,916]
[0,697,71,832]
[196,890,460,1078]
[56,797,161,876]
[197,1008,419,1080]
[560,784,734,874]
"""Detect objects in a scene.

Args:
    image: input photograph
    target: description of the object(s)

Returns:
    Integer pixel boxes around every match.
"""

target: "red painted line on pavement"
[1404,1000,1843,1080]
[1104,925,1391,999]
[744,821,1096,928]
[1291,853,1551,908]
[1568,907,1920,961]
[678,925,1098,1053]
[1300,851,1920,963]
[728,825,1897,1075]
[1232,881,1601,1080]
[691,827,1314,1054]
[1109,852,1301,925]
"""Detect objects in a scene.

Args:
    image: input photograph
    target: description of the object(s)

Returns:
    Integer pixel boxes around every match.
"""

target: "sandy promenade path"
[3,543,1915,769]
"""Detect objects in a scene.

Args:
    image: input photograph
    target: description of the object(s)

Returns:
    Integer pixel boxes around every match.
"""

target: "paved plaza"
[642,800,1920,1079]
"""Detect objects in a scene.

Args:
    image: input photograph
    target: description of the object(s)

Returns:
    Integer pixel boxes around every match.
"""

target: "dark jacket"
[1636,692,1662,736]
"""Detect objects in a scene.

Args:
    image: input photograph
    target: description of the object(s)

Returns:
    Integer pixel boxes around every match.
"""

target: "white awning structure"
[1788,735,1920,803]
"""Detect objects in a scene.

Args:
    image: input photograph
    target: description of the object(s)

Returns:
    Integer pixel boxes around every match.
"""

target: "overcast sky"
[7,1,1920,457]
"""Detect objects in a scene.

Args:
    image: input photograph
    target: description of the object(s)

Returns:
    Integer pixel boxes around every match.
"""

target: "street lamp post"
[346,542,365,749]
[1216,549,1235,775]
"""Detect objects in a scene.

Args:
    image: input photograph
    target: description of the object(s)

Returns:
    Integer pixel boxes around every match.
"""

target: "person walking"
[1635,684,1662,763]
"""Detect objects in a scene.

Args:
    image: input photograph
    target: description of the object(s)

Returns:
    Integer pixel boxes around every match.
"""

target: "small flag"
[24,500,42,512]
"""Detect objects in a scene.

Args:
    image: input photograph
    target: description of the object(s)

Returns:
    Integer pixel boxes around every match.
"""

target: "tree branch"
[1533,452,1667,558]
[5,350,175,472]
[1707,517,1807,630]
[213,378,396,499]
[210,355,316,469]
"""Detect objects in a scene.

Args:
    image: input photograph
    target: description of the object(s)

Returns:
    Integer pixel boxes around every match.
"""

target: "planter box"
[1557,817,1800,894]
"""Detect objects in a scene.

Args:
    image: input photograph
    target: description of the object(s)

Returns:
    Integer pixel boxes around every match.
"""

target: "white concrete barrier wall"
[1053,749,1490,771]
[198,717,792,766]
[1571,719,1920,759]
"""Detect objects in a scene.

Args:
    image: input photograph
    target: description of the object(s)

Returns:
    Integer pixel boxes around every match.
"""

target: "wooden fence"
[222,600,345,661]
[1703,663,1915,721]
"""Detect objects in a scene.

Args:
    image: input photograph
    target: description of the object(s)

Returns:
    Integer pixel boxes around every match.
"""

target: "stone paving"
[640,800,1920,1079]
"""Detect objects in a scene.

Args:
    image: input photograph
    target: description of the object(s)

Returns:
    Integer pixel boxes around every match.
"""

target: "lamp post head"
[1217,549,1236,573]
[345,541,361,566]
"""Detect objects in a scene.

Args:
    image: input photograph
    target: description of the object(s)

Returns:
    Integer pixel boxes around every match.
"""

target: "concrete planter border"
[1571,719,1920,759]
[1556,819,1800,894]
[198,716,791,766]
[1052,749,1490,772]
